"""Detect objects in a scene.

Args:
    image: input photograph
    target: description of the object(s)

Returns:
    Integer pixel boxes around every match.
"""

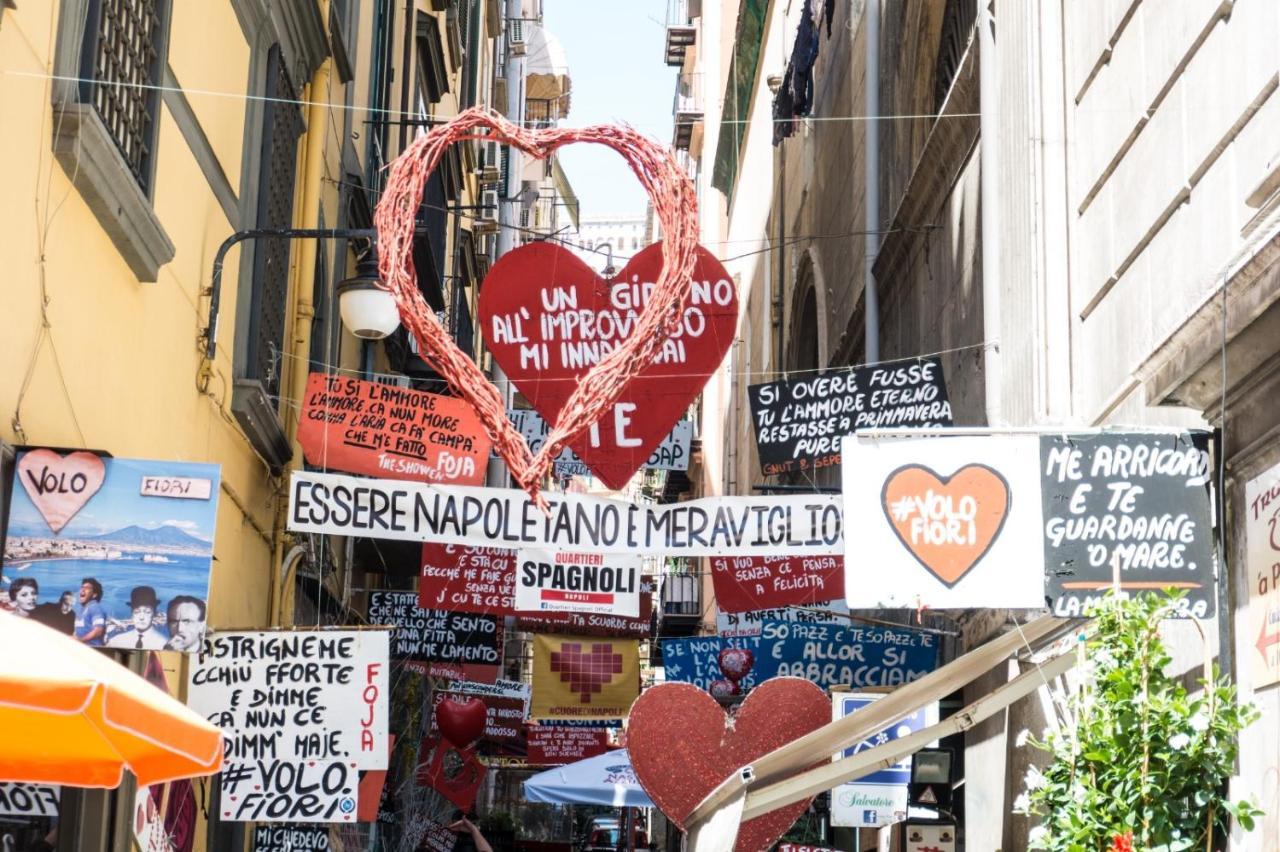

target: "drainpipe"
[978,0,1003,425]
[864,0,880,364]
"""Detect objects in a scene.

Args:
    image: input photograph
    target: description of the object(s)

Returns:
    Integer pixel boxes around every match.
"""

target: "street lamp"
[336,250,399,339]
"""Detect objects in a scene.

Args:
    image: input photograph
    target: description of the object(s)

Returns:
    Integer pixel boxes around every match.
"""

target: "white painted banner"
[514,549,642,617]
[0,783,60,818]
[716,601,850,637]
[1245,460,1280,690]
[841,433,1045,608]
[188,630,390,823]
[288,471,843,556]
[508,409,694,475]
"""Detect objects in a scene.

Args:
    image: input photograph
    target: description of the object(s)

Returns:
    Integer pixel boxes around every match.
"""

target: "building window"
[245,44,304,400]
[82,0,167,193]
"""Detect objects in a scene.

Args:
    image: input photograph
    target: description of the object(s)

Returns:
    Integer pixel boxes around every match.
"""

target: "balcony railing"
[672,72,703,151]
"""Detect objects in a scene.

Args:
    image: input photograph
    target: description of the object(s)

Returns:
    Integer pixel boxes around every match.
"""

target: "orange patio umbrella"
[0,613,223,788]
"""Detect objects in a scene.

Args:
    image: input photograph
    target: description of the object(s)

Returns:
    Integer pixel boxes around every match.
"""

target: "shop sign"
[715,600,849,638]
[527,726,611,765]
[2,450,219,653]
[710,554,844,613]
[830,693,938,828]
[530,635,639,720]
[508,409,694,480]
[1042,432,1216,618]
[289,472,843,556]
[187,630,389,822]
[747,359,951,476]
[514,549,642,617]
[1245,460,1280,689]
[479,242,737,490]
[368,592,501,665]
[418,543,515,614]
[518,576,653,638]
[297,373,491,486]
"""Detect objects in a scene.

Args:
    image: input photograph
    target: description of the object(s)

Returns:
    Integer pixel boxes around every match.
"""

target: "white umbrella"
[523,749,654,808]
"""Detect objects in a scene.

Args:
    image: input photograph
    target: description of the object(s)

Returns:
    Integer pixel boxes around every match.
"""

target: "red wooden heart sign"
[479,242,735,489]
[627,679,830,851]
[375,108,702,504]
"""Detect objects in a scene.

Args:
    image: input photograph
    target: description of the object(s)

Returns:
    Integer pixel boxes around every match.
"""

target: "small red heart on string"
[375,108,703,504]
[627,678,830,852]
[707,679,738,699]
[437,696,488,748]
[718,647,755,683]
[16,449,106,534]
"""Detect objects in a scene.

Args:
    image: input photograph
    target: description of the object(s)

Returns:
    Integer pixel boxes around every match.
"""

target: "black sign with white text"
[1041,432,1216,618]
[369,591,501,663]
[748,359,952,475]
[252,824,330,851]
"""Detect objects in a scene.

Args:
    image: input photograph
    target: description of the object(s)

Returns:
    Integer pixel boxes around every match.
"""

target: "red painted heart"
[718,648,755,683]
[480,242,736,489]
[436,697,488,748]
[375,109,703,503]
[627,678,830,852]
[549,642,625,702]
[16,449,106,534]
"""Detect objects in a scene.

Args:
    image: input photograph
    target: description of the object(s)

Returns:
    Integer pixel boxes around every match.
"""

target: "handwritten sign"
[716,601,849,638]
[415,819,459,852]
[710,554,844,613]
[1041,432,1216,617]
[508,409,694,478]
[527,726,610,765]
[517,577,653,638]
[430,691,528,756]
[289,473,844,556]
[187,630,389,823]
[748,359,951,475]
[297,373,491,486]
[368,591,501,664]
[514,549,642,617]
[0,783,60,818]
[139,475,212,500]
[660,635,764,691]
[418,543,515,614]
[1246,460,1280,689]
[251,824,331,851]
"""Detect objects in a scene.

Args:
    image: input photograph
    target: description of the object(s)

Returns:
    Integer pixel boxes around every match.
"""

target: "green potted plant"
[1018,591,1262,850]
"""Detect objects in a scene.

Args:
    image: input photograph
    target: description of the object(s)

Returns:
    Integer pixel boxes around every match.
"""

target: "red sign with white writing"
[430,692,528,757]
[404,661,501,685]
[297,373,491,485]
[709,554,845,613]
[527,726,611,765]
[516,577,654,638]
[479,242,737,490]
[418,543,516,614]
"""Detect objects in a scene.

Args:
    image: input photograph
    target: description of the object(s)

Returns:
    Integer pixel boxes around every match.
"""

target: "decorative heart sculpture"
[708,679,738,699]
[16,449,106,534]
[480,242,736,489]
[628,678,830,852]
[436,697,487,748]
[375,109,701,504]
[718,647,755,684]
[549,642,625,702]
[881,463,1011,587]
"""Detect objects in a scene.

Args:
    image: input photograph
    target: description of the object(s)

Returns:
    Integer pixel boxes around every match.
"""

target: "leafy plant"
[1019,590,1262,851]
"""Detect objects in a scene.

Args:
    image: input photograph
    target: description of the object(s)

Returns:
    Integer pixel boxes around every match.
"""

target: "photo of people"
[1,453,220,654]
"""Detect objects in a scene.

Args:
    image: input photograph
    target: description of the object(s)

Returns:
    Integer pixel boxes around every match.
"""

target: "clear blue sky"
[541,0,676,218]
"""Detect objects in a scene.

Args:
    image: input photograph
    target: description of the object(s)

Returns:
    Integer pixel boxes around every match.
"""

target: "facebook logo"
[863,809,878,825]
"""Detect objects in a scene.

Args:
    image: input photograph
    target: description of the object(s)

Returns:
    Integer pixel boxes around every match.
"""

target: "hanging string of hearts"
[374,107,700,506]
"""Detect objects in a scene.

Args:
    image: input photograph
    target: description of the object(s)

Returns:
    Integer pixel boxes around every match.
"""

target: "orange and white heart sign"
[880,464,1010,587]
[841,433,1045,609]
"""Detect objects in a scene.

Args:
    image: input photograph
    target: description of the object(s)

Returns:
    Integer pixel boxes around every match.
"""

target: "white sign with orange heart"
[841,433,1045,609]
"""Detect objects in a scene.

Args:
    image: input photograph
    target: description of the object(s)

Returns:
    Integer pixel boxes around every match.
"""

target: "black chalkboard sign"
[1040,432,1216,617]
[369,591,501,663]
[747,358,952,475]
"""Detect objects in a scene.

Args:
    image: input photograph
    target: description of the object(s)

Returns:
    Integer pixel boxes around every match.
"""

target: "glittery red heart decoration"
[549,642,625,702]
[627,678,830,851]
[718,647,755,683]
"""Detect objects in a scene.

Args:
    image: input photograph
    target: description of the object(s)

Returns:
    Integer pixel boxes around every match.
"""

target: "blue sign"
[757,620,938,690]
[662,621,937,692]
[830,693,939,828]
[660,634,764,691]
[835,694,933,784]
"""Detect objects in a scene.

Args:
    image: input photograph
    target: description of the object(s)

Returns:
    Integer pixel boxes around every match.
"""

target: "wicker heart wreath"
[374,108,699,505]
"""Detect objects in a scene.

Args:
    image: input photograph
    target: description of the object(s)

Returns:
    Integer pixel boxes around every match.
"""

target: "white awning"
[525,24,571,115]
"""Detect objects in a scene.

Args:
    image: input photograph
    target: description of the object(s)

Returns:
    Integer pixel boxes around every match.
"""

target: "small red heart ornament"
[16,449,106,534]
[628,678,830,851]
[480,242,736,489]
[436,697,488,748]
[376,109,704,503]
[718,647,755,684]
[707,679,738,699]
